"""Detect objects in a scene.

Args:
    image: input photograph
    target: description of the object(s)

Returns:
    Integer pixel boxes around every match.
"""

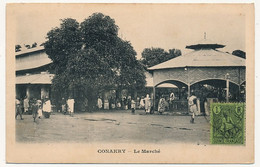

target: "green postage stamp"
[210,103,245,145]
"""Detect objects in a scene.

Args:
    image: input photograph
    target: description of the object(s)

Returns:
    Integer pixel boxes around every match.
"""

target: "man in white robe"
[188,93,197,123]
[144,94,151,114]
[67,98,75,116]
[97,97,103,109]
[43,98,52,118]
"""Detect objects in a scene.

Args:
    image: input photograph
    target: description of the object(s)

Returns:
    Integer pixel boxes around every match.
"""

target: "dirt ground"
[16,110,210,144]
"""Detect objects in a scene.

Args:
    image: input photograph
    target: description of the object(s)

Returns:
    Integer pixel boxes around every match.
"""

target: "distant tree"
[168,48,182,58]
[31,42,37,48]
[232,50,246,59]
[141,48,168,69]
[15,45,21,52]
[141,47,182,68]
[44,13,146,110]
[24,44,31,49]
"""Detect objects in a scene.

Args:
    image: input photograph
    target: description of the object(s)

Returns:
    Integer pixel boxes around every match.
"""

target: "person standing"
[37,99,43,119]
[121,97,125,110]
[104,99,109,110]
[127,96,131,110]
[97,97,103,110]
[131,99,136,114]
[136,97,140,109]
[109,97,112,110]
[111,97,115,109]
[116,98,121,109]
[15,97,23,120]
[139,96,145,109]
[169,92,175,111]
[61,97,67,114]
[31,98,38,122]
[23,96,29,114]
[188,93,197,123]
[158,95,166,115]
[43,98,52,118]
[67,98,75,116]
[123,97,128,110]
[144,94,151,114]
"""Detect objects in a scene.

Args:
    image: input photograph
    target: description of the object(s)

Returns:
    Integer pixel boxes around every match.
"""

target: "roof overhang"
[16,73,54,85]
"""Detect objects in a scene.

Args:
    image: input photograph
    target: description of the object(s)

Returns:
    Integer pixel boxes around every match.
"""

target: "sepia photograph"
[6,3,254,163]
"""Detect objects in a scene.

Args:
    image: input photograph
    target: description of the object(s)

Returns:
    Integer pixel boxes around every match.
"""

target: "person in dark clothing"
[131,99,136,114]
[109,97,112,110]
[61,97,67,115]
[15,98,23,120]
[127,96,131,110]
[31,98,38,122]
[123,97,127,110]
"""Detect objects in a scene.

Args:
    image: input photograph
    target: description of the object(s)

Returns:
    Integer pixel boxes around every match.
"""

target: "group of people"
[96,94,154,114]
[97,96,138,113]
[16,92,199,123]
[15,96,52,122]
[95,93,179,115]
[61,98,75,116]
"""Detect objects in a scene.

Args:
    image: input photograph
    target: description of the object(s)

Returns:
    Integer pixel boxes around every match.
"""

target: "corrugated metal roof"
[148,49,245,70]
[16,72,54,84]
[16,52,52,71]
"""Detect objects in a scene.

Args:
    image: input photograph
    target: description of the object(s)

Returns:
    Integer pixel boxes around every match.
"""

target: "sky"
[12,3,246,59]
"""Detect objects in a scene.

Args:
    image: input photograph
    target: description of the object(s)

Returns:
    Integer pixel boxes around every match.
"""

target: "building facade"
[16,46,54,100]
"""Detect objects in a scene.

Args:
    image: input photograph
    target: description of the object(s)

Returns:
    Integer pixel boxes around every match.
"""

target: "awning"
[16,72,54,84]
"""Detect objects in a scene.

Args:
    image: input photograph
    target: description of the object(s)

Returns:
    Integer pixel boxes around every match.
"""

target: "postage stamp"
[210,103,245,145]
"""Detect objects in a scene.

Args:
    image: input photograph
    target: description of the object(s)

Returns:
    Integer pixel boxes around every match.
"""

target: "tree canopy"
[232,50,246,59]
[44,13,146,109]
[141,47,181,68]
[15,45,21,52]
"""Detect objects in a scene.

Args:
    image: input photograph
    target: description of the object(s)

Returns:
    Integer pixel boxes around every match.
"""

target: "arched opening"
[190,79,239,102]
[190,79,240,115]
[154,80,188,112]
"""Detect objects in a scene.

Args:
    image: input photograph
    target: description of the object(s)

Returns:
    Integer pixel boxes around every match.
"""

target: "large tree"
[141,47,181,68]
[44,13,146,110]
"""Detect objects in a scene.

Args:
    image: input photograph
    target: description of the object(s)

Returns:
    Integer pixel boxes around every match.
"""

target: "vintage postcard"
[6,3,254,163]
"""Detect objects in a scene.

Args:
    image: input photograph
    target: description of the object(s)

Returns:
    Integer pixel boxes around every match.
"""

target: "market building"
[148,38,246,114]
